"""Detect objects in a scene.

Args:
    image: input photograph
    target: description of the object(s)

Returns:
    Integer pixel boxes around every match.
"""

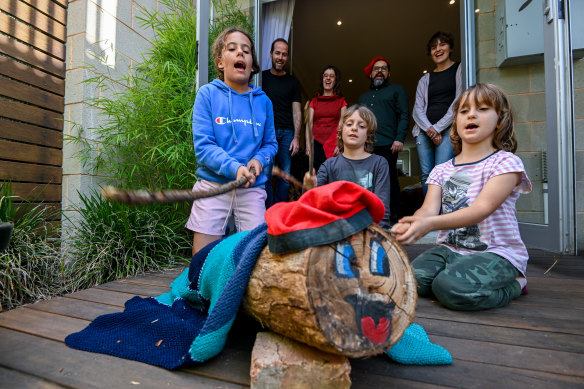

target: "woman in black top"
[412,31,462,195]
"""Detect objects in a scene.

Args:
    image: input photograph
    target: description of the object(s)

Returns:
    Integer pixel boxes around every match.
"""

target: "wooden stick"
[544,257,560,275]
[101,168,256,205]
[272,166,307,191]
[308,126,314,177]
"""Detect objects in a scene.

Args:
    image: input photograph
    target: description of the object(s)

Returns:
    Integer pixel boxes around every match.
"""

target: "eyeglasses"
[372,65,388,72]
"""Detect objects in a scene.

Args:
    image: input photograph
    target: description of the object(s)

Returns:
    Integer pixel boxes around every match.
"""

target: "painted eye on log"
[370,238,390,276]
[334,241,358,278]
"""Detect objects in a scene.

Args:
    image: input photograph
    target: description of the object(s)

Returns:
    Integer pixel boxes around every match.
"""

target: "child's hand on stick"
[247,159,262,176]
[237,165,255,188]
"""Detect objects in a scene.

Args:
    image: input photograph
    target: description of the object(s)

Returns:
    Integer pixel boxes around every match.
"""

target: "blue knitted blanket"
[65,223,267,369]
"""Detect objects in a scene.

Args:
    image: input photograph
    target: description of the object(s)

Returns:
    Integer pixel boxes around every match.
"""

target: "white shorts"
[185,179,267,236]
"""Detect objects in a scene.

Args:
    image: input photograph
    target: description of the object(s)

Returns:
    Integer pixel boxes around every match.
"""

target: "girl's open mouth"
[234,61,247,71]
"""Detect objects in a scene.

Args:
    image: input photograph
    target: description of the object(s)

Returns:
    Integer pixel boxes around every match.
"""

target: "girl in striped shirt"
[391,83,531,311]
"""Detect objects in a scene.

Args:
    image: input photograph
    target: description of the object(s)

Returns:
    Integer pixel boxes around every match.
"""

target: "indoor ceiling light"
[449,0,455,4]
[349,79,353,83]
[475,8,480,13]
[337,20,342,26]
[423,70,427,74]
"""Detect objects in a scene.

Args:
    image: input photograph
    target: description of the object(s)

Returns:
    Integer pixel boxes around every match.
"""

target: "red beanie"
[364,56,391,78]
[265,181,385,254]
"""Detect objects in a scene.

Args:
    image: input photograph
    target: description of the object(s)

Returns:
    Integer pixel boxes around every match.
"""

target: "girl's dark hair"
[317,65,342,97]
[212,27,260,82]
[450,83,517,155]
[337,105,377,153]
[426,31,455,56]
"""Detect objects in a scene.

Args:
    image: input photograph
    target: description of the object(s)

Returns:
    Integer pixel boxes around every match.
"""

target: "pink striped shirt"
[427,151,532,275]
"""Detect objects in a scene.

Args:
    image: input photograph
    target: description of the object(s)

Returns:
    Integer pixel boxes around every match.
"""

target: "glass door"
[463,0,576,253]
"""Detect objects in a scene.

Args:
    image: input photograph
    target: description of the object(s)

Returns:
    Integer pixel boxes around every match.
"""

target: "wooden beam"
[0,161,62,183]
[10,182,61,202]
[0,11,65,59]
[0,117,63,148]
[1,0,66,42]
[0,75,64,112]
[18,0,67,26]
[0,55,64,95]
[0,34,64,78]
[0,97,63,130]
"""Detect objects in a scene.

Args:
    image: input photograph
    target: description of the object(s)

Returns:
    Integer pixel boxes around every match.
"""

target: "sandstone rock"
[250,332,351,389]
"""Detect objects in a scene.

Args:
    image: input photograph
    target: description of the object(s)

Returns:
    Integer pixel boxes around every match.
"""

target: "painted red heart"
[361,317,390,344]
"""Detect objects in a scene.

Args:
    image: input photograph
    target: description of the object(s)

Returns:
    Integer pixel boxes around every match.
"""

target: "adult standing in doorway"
[262,38,302,207]
[358,56,409,226]
[412,31,462,195]
[305,65,347,173]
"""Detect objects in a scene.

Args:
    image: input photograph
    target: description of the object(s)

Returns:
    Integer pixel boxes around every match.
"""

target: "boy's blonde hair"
[337,105,377,153]
[212,27,260,82]
[451,83,517,155]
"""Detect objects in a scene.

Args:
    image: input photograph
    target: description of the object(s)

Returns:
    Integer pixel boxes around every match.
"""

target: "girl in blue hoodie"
[186,27,278,255]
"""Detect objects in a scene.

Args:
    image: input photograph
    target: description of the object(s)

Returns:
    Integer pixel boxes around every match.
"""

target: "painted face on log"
[307,226,415,353]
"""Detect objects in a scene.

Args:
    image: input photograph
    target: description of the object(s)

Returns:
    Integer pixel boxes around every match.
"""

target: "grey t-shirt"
[317,154,391,228]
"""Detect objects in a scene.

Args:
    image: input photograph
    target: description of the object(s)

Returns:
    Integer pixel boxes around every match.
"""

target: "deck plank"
[0,328,245,389]
[94,280,170,296]
[66,288,145,307]
[350,370,452,388]
[417,317,584,354]
[0,366,66,389]
[0,308,88,342]
[416,298,584,334]
[25,296,123,321]
[349,355,584,389]
[432,335,584,377]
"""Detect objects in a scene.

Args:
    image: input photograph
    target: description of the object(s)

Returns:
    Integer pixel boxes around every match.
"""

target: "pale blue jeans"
[416,127,454,195]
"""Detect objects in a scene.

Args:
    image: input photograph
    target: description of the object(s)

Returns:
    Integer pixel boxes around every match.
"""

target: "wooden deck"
[1,245,583,388]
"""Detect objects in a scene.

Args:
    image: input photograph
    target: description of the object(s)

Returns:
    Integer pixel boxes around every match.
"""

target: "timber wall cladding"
[0,0,66,217]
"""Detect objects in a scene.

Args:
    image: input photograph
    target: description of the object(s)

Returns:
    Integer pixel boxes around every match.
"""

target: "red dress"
[310,94,347,158]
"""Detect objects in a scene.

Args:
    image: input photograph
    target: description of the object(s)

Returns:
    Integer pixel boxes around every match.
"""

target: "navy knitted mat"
[65,296,206,369]
[65,223,268,370]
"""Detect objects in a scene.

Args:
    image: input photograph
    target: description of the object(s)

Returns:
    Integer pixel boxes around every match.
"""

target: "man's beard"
[371,75,388,88]
[272,61,285,71]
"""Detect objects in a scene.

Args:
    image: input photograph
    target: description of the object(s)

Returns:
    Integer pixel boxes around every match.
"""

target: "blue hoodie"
[192,79,278,187]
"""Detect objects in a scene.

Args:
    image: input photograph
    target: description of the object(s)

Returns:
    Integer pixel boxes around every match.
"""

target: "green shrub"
[0,184,64,311]
[65,191,190,290]
[73,0,198,191]
[66,0,199,280]
[65,0,256,288]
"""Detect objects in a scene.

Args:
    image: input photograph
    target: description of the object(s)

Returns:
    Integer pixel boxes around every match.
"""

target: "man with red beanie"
[358,57,409,226]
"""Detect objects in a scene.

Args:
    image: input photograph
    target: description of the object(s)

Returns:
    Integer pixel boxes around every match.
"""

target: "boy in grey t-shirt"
[304,105,391,228]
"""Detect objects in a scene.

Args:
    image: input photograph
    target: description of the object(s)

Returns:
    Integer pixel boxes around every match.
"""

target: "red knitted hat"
[364,56,391,78]
[265,181,385,254]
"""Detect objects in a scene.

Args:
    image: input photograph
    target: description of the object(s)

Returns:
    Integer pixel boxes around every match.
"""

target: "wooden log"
[243,224,417,358]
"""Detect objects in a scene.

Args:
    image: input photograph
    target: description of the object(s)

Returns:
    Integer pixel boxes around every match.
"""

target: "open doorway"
[288,0,460,209]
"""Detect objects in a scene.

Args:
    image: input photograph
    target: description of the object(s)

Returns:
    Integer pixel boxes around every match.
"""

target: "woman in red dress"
[305,65,347,172]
